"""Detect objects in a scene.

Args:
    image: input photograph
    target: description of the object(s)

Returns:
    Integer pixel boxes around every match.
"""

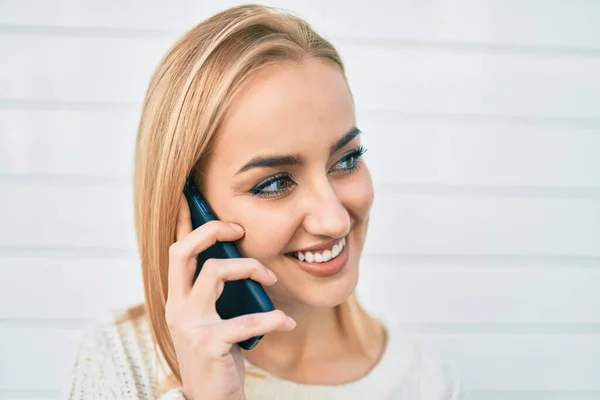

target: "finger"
[167,220,245,303]
[167,195,195,302]
[167,240,196,303]
[167,195,194,303]
[191,258,277,306]
[177,220,245,258]
[217,310,296,345]
[176,194,193,241]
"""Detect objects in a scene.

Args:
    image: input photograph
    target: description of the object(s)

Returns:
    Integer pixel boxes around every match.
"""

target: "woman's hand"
[165,195,296,400]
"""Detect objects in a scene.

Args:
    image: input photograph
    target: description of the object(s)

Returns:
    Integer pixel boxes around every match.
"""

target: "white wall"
[1,0,599,398]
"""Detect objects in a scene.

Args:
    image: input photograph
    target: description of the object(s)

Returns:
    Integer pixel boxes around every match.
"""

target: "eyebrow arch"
[235,126,362,175]
[236,154,301,175]
[329,126,361,155]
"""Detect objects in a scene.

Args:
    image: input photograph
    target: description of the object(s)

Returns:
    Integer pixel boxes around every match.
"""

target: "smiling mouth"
[287,237,346,263]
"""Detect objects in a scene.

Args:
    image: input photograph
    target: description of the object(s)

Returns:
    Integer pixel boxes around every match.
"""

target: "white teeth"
[332,244,340,258]
[305,252,314,263]
[295,238,346,264]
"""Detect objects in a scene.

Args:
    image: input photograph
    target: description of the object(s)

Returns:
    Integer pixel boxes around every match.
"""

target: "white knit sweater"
[61,309,461,399]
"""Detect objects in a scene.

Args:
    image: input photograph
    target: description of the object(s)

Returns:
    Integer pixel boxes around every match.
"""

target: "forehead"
[212,57,355,163]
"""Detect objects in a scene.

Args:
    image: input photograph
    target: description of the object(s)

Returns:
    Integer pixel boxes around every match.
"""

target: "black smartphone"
[183,176,275,350]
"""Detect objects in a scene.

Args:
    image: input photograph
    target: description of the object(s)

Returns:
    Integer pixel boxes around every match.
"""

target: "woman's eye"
[249,146,366,197]
[262,178,293,192]
[250,174,296,197]
[331,145,367,173]
[336,155,358,170]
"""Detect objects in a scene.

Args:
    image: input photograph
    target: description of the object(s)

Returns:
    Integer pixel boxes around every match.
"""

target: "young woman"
[63,4,460,399]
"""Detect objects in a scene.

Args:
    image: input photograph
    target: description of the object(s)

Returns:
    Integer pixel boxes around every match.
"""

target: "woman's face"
[200,57,374,308]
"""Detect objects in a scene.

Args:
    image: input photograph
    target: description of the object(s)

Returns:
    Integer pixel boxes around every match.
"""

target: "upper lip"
[287,237,346,253]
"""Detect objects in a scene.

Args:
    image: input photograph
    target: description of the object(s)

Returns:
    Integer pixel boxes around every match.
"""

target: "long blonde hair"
[132,3,377,393]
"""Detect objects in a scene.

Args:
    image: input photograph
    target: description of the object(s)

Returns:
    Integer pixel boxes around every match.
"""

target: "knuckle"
[201,258,220,277]
[273,309,286,323]
[202,220,222,237]
[251,258,265,272]
[168,242,185,260]
[239,313,262,330]
[164,303,180,329]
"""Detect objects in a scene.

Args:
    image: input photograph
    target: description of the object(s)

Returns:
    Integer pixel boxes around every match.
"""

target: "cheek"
[339,167,374,222]
[236,206,298,259]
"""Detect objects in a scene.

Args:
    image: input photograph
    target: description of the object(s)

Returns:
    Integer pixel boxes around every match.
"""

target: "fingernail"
[285,316,296,329]
[229,223,244,232]
[266,268,277,282]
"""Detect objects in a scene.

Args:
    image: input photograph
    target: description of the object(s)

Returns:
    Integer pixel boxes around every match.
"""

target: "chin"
[301,270,359,308]
[271,235,361,309]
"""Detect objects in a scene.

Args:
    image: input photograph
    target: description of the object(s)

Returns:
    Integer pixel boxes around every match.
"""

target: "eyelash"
[249,145,367,198]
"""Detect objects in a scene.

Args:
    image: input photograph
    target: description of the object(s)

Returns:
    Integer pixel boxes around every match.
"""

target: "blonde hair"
[131,3,379,394]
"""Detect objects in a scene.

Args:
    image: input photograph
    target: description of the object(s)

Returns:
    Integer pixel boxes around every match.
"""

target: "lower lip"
[288,240,349,278]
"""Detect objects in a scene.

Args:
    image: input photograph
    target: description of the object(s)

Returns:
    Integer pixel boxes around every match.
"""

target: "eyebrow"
[235,126,362,175]
[330,126,361,154]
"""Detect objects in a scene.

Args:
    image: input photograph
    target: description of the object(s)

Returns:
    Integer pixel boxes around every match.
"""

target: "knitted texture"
[61,310,461,399]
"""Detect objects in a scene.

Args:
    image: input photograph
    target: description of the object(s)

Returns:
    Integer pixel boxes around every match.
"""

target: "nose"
[301,178,351,239]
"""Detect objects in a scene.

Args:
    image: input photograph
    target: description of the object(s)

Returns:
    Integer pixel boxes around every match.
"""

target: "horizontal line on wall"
[1,247,599,267]
[0,24,178,38]
[373,183,600,199]
[395,323,600,335]
[1,25,600,58]
[1,174,600,199]
[465,390,600,400]
[0,389,59,399]
[2,100,600,128]
[0,99,139,111]
[0,318,91,329]
[339,36,600,58]
[359,110,600,129]
[0,174,132,185]
[3,318,600,335]
[0,246,139,258]
[363,254,600,268]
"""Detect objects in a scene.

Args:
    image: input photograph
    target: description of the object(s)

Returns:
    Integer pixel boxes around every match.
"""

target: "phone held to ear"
[183,177,275,350]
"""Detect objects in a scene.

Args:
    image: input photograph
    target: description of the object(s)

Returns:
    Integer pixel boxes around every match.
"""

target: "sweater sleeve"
[386,349,462,400]
[61,318,188,400]
[61,321,133,399]
[416,358,462,400]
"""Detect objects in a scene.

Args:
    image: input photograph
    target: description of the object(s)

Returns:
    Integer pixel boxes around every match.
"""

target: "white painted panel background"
[0,1,599,399]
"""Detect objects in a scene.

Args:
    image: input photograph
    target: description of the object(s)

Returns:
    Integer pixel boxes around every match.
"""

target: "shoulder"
[411,354,461,399]
[384,326,461,399]
[77,306,155,360]
[62,306,166,399]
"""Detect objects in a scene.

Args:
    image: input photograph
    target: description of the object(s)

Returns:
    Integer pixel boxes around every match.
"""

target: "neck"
[243,294,386,383]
